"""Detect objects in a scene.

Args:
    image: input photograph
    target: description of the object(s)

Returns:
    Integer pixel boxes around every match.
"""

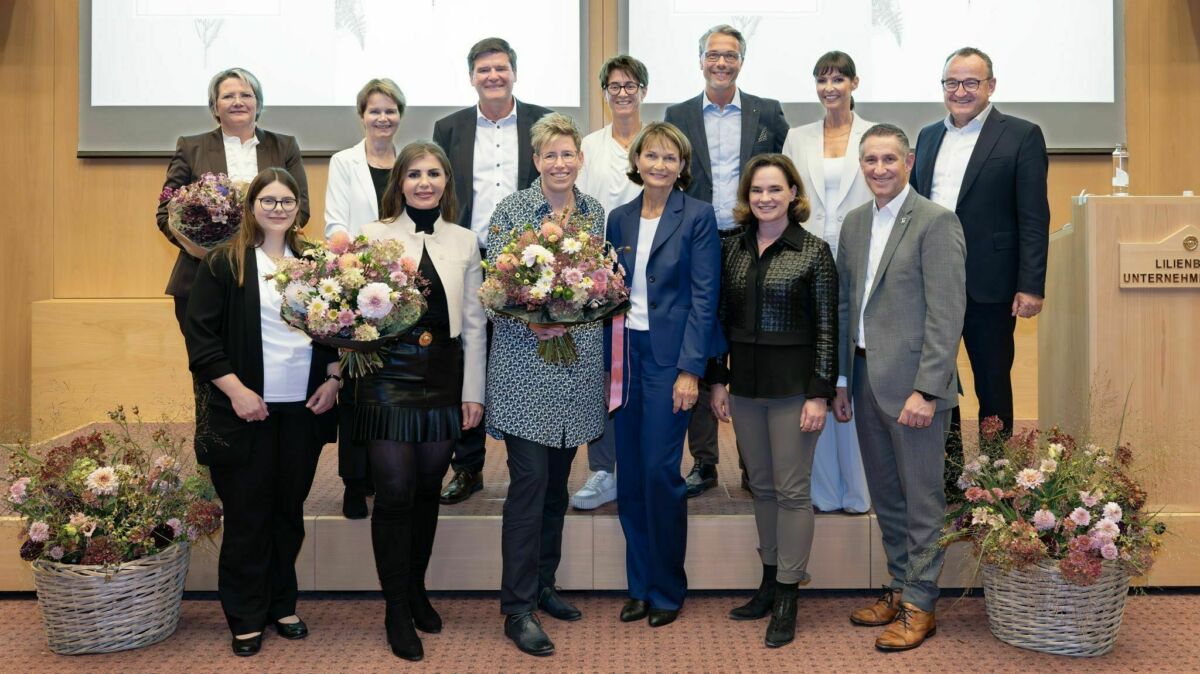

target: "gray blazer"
[663,90,789,204]
[836,188,966,417]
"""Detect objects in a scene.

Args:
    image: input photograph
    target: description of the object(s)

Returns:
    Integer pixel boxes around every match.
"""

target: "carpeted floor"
[2,591,1197,673]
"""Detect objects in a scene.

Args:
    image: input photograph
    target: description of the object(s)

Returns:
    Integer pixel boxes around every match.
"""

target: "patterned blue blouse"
[484,179,607,448]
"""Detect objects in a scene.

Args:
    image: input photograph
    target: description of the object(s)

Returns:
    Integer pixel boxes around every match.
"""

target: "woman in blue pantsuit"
[607,122,722,627]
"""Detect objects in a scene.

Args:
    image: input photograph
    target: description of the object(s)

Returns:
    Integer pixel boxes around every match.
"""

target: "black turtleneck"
[405,205,450,332]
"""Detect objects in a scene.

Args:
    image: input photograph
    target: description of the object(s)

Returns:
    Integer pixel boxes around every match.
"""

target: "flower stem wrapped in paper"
[269,231,428,377]
[158,172,245,253]
[480,208,629,366]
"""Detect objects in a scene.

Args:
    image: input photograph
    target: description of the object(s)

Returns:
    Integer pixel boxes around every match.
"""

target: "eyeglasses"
[258,197,298,211]
[941,78,988,93]
[539,151,579,165]
[704,51,741,64]
[605,82,642,95]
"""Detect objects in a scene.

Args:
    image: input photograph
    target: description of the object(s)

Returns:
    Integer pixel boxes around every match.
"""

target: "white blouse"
[578,124,642,216]
[256,248,313,402]
[821,156,845,253]
[626,215,661,331]
[223,133,260,184]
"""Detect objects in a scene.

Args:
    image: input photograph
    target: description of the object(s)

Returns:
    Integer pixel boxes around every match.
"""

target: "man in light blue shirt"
[664,24,790,494]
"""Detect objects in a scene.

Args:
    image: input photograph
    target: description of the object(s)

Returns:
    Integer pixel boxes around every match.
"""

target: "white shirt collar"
[943,103,993,133]
[476,102,518,125]
[702,88,741,112]
[222,131,259,147]
[872,184,911,218]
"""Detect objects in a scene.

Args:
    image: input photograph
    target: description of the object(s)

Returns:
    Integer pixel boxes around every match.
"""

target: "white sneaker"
[571,470,617,510]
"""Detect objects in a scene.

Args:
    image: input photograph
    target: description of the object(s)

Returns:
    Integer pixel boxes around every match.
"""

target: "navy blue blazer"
[911,107,1049,302]
[606,189,724,387]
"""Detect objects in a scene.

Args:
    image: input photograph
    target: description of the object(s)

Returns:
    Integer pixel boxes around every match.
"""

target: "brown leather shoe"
[849,586,900,626]
[875,602,936,652]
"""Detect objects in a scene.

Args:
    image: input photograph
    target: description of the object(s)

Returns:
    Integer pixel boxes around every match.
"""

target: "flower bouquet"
[479,209,629,366]
[5,406,224,654]
[941,416,1165,656]
[269,231,428,377]
[158,172,245,250]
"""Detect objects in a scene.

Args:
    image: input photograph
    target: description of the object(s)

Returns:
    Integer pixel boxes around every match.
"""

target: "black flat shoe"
[620,598,649,622]
[385,608,424,662]
[342,487,368,519]
[273,618,308,640]
[647,608,679,627]
[231,633,262,657]
[538,586,582,621]
[685,463,717,498]
[504,612,554,656]
[440,468,483,505]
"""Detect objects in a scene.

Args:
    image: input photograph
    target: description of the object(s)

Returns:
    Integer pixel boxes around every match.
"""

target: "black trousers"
[450,270,492,473]
[947,300,1017,487]
[500,433,577,614]
[337,377,372,490]
[173,295,189,335]
[687,385,720,465]
[207,402,324,635]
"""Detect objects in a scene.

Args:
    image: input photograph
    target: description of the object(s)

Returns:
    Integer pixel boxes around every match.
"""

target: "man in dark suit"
[836,123,966,651]
[911,46,1049,468]
[433,37,552,505]
[664,24,789,497]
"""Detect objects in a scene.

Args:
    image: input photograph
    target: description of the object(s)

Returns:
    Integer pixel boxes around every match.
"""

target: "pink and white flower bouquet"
[269,231,427,377]
[479,209,629,365]
[5,406,222,567]
[942,417,1164,585]
[158,172,245,250]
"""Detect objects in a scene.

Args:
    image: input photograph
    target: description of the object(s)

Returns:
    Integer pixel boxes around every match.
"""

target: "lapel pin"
[623,245,633,253]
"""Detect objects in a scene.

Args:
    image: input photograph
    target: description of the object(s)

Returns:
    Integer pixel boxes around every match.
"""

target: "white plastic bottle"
[1112,143,1129,196]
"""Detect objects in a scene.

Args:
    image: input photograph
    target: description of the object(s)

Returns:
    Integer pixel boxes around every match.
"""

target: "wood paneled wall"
[3,0,1198,435]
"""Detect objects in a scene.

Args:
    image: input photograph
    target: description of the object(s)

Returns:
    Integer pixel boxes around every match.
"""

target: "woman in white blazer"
[356,142,486,662]
[326,79,406,519]
[781,51,872,514]
[325,78,406,238]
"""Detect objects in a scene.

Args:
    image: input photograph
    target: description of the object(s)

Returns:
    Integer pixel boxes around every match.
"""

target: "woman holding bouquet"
[324,78,407,520]
[486,112,606,657]
[185,167,339,657]
[607,122,721,627]
[159,68,309,332]
[708,154,837,647]
[354,143,486,662]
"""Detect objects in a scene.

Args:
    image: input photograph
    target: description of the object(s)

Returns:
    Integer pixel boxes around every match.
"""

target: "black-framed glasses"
[941,78,988,93]
[703,51,741,64]
[258,197,298,212]
[605,82,642,95]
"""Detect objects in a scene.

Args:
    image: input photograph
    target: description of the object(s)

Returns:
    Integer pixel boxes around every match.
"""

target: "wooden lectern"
[1039,196,1200,584]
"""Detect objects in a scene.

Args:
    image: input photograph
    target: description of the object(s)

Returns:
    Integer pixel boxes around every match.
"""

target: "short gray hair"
[698,24,746,58]
[207,68,263,122]
[944,46,994,79]
[859,123,911,157]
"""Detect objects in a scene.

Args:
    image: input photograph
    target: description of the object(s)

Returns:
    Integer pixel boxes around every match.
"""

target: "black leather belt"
[855,346,867,359]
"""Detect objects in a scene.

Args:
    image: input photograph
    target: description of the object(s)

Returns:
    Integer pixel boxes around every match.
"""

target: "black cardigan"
[184,246,337,465]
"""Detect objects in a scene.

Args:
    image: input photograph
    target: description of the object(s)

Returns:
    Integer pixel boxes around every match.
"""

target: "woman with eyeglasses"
[324,78,408,520]
[185,167,339,657]
[486,113,606,657]
[781,51,872,517]
[158,68,309,333]
[570,54,649,512]
[355,143,486,662]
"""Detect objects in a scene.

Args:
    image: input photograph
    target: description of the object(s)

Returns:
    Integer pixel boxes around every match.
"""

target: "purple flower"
[1069,507,1091,528]
[1100,543,1119,560]
[28,521,50,543]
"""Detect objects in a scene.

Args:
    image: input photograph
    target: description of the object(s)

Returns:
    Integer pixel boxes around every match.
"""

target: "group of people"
[161,23,1049,661]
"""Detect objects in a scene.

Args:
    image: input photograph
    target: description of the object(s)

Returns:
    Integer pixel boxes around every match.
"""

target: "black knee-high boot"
[409,489,443,633]
[371,504,423,661]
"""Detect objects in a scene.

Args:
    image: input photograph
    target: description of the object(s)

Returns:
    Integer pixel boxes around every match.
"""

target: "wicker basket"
[32,542,191,655]
[981,559,1131,657]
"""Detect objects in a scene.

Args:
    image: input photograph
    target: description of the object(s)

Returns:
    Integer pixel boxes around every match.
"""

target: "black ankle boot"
[764,581,799,648]
[409,490,443,633]
[730,564,777,620]
[372,503,423,660]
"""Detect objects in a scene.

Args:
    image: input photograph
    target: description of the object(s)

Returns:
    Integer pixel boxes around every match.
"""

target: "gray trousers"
[730,394,819,585]
[852,354,949,612]
[585,416,617,473]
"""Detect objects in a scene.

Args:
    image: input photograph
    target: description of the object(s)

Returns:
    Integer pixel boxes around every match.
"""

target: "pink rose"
[590,269,609,294]
[400,256,419,274]
[328,230,352,254]
[540,221,564,242]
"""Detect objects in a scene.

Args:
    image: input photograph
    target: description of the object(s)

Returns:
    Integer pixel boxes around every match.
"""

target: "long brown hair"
[379,143,459,223]
[212,167,303,286]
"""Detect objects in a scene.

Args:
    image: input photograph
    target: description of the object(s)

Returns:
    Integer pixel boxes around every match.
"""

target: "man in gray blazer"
[432,37,552,505]
[664,23,789,496]
[833,123,965,651]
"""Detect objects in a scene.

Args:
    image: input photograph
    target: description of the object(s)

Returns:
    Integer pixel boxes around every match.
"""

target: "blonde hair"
[355,78,407,118]
[530,112,583,156]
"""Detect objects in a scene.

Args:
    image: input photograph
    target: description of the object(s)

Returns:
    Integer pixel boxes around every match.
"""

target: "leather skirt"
[353,326,464,443]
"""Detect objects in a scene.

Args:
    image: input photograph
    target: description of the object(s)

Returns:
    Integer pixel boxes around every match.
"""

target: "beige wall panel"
[31,299,192,439]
